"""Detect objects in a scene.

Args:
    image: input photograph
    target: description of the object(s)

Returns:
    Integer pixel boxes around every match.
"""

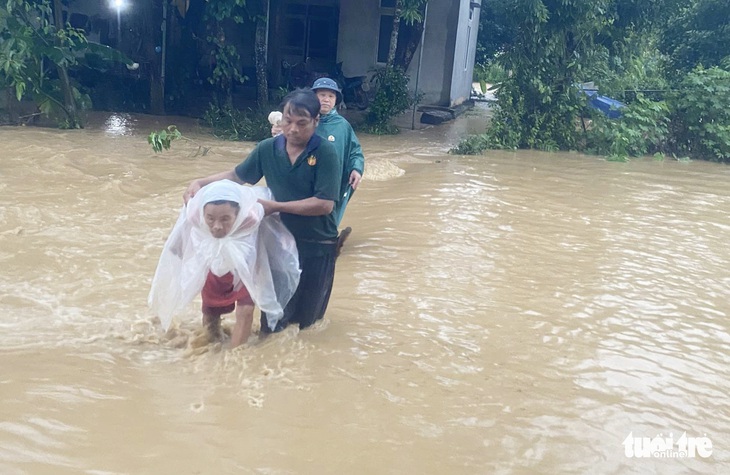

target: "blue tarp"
[580,87,625,119]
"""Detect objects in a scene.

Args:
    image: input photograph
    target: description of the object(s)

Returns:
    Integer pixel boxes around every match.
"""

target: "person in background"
[311,77,365,256]
[184,89,340,333]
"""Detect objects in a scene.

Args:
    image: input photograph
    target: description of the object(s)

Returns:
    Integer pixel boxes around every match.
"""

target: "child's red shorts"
[201,272,253,316]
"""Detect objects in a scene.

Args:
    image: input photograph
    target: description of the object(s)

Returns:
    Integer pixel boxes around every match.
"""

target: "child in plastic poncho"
[148,179,300,347]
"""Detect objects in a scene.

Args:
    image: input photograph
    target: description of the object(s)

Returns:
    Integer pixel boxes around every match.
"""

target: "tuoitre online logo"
[623,432,713,458]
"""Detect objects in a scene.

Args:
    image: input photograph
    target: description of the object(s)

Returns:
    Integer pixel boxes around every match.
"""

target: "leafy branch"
[148,126,211,156]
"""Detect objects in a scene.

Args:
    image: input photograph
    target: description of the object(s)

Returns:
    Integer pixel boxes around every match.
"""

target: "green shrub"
[583,95,670,161]
[668,67,730,162]
[202,104,271,142]
[473,61,508,88]
[449,134,490,155]
[362,66,414,135]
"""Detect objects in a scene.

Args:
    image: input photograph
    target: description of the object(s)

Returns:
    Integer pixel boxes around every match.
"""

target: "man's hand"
[349,170,362,190]
[257,198,280,216]
[183,180,202,204]
[182,171,243,204]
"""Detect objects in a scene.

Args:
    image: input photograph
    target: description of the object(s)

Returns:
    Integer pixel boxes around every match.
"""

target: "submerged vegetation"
[148,125,210,156]
[458,0,730,163]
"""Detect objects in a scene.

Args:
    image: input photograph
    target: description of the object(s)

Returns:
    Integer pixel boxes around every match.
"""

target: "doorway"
[272,0,340,87]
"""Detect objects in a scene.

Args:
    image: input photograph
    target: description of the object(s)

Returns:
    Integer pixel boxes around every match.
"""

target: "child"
[199,198,255,346]
[148,180,300,347]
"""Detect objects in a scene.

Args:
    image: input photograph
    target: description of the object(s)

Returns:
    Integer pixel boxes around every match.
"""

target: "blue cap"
[312,77,343,105]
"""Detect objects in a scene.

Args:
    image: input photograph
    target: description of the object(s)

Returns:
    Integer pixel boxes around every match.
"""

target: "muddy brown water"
[1,109,729,474]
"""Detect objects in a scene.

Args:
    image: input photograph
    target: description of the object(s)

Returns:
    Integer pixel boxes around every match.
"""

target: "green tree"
[1,0,88,127]
[660,0,730,74]
[252,0,270,108]
[386,0,428,71]
[203,0,248,108]
[0,0,131,126]
[473,0,665,151]
[202,0,270,110]
[669,66,730,161]
[474,0,512,65]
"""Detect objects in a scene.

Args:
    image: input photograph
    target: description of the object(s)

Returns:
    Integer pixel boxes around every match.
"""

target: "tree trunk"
[52,0,81,128]
[5,87,18,124]
[394,17,425,72]
[255,0,270,109]
[386,0,402,67]
[142,0,165,115]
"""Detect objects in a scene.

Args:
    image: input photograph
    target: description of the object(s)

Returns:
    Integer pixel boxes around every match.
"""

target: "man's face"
[281,104,318,147]
[316,90,337,115]
[204,202,238,238]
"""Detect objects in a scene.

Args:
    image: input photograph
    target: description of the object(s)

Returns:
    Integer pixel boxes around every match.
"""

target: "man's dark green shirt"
[235,134,340,256]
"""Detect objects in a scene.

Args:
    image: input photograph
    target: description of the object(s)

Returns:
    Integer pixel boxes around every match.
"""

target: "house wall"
[404,0,457,106]
[54,0,479,109]
[337,0,478,107]
[448,0,481,106]
[60,0,116,44]
[406,0,480,107]
[337,2,379,77]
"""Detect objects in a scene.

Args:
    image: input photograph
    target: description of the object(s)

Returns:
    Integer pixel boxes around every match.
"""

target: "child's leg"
[230,301,254,348]
[202,312,223,341]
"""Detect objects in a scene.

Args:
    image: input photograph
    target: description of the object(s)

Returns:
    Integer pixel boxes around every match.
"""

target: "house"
[43,0,482,112]
[267,0,482,108]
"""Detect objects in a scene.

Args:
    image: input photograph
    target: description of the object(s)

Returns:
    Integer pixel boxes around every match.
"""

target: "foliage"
[362,66,414,135]
[473,61,507,91]
[668,67,730,162]
[0,0,84,125]
[660,0,730,75]
[202,104,271,141]
[399,0,428,25]
[449,134,491,155]
[474,0,512,65]
[464,0,668,153]
[204,0,250,106]
[148,125,210,156]
[484,1,613,150]
[586,37,670,101]
[148,125,183,152]
[206,32,246,93]
[0,0,131,127]
[583,95,670,161]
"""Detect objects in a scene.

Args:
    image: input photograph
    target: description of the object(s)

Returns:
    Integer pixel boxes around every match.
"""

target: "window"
[377,15,394,63]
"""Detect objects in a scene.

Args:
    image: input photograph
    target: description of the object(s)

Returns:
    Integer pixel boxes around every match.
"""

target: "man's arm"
[183,169,243,203]
[258,197,334,217]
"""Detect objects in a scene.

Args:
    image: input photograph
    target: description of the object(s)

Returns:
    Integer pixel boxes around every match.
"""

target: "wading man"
[184,89,341,333]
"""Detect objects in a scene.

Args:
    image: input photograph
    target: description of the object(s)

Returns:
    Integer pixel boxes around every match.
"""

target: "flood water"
[1,109,729,474]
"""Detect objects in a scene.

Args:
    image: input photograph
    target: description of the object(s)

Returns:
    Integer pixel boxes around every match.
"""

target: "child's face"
[204,202,239,238]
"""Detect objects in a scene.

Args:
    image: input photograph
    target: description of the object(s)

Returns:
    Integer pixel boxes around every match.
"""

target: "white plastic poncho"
[148,180,300,332]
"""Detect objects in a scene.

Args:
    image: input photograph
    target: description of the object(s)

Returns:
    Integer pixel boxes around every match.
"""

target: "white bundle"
[268,110,282,126]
